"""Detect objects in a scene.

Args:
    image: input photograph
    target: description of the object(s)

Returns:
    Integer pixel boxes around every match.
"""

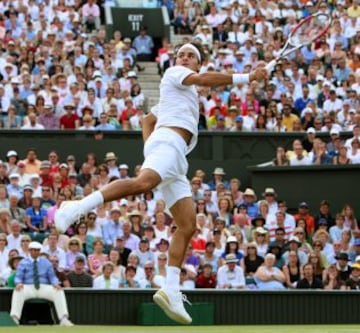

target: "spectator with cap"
[7,173,22,199]
[5,150,19,176]
[10,241,74,326]
[345,262,360,290]
[334,252,352,282]
[238,188,258,219]
[294,202,315,237]
[315,200,335,230]
[38,104,60,129]
[60,103,80,129]
[102,207,124,247]
[216,253,245,289]
[68,255,93,288]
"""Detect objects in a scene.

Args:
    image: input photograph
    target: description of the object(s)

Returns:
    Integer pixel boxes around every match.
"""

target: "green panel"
[138,303,214,326]
[0,312,17,326]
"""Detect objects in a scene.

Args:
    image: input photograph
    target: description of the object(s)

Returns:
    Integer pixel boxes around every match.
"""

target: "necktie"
[33,260,40,290]
[97,89,101,98]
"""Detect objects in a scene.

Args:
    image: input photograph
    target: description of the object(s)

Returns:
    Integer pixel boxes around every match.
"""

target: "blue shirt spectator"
[15,256,59,286]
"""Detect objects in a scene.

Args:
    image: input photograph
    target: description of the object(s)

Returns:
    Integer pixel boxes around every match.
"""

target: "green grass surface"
[1,326,360,333]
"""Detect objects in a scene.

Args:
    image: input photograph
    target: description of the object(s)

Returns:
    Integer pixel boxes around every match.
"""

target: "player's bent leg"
[153,196,196,325]
[55,169,161,233]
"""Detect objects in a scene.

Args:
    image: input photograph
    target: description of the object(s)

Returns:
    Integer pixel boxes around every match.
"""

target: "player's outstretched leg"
[55,170,161,232]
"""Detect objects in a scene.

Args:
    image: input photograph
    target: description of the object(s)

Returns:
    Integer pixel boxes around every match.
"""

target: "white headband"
[177,43,201,62]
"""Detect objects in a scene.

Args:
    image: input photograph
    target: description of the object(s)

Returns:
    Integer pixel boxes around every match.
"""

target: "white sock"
[79,191,104,213]
[165,266,180,291]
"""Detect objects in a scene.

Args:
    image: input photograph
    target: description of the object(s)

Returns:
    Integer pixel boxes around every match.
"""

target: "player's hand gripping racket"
[265,12,332,73]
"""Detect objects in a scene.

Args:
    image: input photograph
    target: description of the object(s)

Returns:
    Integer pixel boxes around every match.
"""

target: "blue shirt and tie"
[15,256,59,286]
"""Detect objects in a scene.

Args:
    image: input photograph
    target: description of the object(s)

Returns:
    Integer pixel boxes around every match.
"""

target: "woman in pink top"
[88,239,108,276]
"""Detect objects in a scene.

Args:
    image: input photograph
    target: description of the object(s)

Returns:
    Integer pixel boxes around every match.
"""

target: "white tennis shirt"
[153,65,199,154]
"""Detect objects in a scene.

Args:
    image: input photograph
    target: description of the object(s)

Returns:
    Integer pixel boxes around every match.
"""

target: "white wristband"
[232,74,250,85]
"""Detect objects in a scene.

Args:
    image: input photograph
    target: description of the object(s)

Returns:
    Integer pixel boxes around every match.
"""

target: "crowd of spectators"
[0,148,360,291]
[156,0,360,133]
[270,125,360,165]
[0,0,358,133]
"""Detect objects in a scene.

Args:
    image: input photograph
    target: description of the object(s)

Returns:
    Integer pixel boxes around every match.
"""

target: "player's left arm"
[142,112,157,143]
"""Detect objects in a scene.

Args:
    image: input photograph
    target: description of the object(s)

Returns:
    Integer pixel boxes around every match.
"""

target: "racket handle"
[265,59,277,74]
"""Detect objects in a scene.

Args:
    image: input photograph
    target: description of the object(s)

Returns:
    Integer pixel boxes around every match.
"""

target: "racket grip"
[265,59,277,74]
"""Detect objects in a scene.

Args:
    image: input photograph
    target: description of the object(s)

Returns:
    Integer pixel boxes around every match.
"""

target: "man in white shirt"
[216,253,245,289]
[93,262,119,289]
[21,113,45,130]
[289,144,312,166]
[6,220,22,251]
[42,234,67,270]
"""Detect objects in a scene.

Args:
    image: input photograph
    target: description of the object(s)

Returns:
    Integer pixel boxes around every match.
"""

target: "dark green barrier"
[0,289,360,325]
[0,130,354,214]
[248,164,360,214]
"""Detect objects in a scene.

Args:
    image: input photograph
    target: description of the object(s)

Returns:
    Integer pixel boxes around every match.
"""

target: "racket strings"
[290,15,329,46]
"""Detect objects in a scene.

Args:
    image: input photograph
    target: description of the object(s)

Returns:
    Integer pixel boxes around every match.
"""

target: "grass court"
[2,325,360,333]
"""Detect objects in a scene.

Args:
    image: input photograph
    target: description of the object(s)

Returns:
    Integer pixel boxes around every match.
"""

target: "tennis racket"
[265,12,332,73]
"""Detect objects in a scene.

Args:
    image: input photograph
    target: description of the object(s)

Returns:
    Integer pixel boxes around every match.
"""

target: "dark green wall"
[248,164,360,215]
[1,289,360,325]
[0,130,354,214]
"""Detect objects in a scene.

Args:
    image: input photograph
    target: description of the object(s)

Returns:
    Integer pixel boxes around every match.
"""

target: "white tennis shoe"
[54,201,83,233]
[153,288,192,325]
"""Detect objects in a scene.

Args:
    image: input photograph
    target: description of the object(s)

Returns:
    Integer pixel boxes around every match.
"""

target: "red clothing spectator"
[60,113,79,129]
[196,267,217,289]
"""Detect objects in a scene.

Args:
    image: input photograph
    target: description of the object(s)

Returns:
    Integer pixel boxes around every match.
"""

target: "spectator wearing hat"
[334,252,352,282]
[296,263,323,289]
[7,173,22,199]
[60,103,80,129]
[140,260,164,289]
[219,235,244,267]
[38,104,60,129]
[216,253,245,289]
[254,253,286,290]
[282,236,308,267]
[315,200,335,230]
[38,160,52,188]
[10,241,74,326]
[5,150,18,176]
[6,255,23,288]
[345,262,360,290]
[104,152,120,179]
[294,202,315,236]
[253,227,269,258]
[261,188,278,216]
[238,188,258,219]
[103,207,124,247]
[68,255,93,288]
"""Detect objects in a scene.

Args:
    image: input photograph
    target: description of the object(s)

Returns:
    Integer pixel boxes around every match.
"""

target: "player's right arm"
[182,67,268,87]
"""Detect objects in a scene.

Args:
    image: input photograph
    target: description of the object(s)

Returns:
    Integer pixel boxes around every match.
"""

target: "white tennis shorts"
[141,127,192,208]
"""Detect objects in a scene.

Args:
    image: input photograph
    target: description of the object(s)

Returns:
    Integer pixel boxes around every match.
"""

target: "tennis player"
[55,42,267,324]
